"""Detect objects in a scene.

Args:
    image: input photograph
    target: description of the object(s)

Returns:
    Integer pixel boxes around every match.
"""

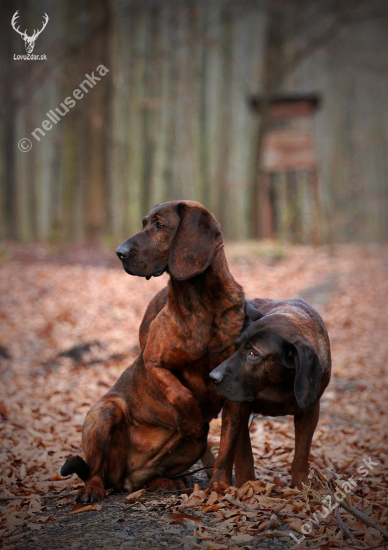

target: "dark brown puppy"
[61,200,247,502]
[209,298,331,488]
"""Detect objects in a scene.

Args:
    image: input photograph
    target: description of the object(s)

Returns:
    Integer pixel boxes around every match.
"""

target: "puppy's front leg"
[209,401,251,487]
[292,402,320,488]
[234,414,255,487]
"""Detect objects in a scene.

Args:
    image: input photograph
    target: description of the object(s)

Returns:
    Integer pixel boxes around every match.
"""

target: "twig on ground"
[252,514,277,546]
[146,487,194,496]
[310,469,355,542]
[224,494,246,508]
[271,491,303,514]
[324,479,354,541]
[339,500,388,541]
[310,469,388,542]
[173,465,213,479]
[343,543,388,550]
[0,493,68,500]
[261,510,310,520]
[335,506,354,542]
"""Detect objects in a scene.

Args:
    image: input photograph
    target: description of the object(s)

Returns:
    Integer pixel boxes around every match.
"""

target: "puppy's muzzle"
[210,370,224,385]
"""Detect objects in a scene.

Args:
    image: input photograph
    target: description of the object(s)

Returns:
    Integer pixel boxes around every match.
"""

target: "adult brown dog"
[209,298,331,488]
[61,200,249,502]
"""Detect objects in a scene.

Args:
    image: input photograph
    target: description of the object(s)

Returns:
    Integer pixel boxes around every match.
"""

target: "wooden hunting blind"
[250,95,321,243]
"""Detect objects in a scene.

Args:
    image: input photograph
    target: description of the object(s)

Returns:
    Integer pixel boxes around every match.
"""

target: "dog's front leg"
[234,412,255,487]
[209,401,251,487]
[292,402,320,488]
[146,361,204,437]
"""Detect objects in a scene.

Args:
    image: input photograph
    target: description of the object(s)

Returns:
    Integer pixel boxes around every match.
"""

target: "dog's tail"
[60,455,90,482]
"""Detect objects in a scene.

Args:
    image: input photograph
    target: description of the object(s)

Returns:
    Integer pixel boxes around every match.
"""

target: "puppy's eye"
[247,350,258,360]
[155,222,164,230]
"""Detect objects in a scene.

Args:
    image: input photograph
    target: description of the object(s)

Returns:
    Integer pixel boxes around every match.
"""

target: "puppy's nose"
[210,370,224,384]
[115,244,131,261]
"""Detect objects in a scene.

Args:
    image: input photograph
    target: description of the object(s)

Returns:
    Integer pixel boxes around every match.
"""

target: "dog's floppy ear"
[243,301,264,329]
[168,203,222,280]
[283,340,323,411]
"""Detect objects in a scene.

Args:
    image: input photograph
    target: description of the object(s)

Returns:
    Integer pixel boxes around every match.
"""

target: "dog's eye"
[155,222,164,230]
[247,350,258,360]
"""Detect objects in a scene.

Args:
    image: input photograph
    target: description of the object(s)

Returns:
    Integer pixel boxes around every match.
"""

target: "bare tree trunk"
[215,4,233,236]
[0,0,20,239]
[84,0,110,244]
[249,8,286,238]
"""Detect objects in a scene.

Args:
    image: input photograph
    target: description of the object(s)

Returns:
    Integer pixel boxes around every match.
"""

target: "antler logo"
[11,11,49,54]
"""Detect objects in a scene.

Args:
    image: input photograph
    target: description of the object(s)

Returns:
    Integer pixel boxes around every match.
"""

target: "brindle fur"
[62,201,246,502]
[209,298,331,488]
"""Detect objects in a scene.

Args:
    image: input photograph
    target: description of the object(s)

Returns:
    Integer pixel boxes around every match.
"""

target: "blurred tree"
[249,0,388,238]
[1,0,388,244]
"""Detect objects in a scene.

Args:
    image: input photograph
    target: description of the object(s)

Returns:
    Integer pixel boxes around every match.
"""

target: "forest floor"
[0,241,388,550]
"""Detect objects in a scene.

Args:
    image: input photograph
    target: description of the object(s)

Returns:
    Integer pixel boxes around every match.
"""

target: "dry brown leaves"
[166,471,388,549]
[1,242,388,547]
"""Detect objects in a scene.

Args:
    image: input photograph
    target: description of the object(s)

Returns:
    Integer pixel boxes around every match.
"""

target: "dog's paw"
[76,484,106,503]
[147,477,186,492]
[291,470,309,489]
[208,473,231,490]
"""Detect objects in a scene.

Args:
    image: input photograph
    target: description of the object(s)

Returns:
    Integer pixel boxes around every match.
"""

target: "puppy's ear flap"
[283,340,323,411]
[168,203,222,280]
[243,301,264,329]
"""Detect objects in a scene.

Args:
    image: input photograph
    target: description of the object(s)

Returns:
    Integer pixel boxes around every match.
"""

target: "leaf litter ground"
[0,242,387,550]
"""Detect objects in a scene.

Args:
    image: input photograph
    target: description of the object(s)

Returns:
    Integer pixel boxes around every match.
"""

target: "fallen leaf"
[49,472,64,481]
[125,488,146,500]
[69,503,102,514]
[266,530,291,538]
[167,513,201,524]
[200,504,224,512]
[36,515,50,522]
[264,482,276,496]
[289,518,304,534]
[207,491,219,506]
[231,533,254,542]
[55,498,74,507]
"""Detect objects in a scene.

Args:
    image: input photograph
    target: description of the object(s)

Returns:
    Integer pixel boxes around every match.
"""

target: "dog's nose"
[210,370,224,384]
[115,244,131,261]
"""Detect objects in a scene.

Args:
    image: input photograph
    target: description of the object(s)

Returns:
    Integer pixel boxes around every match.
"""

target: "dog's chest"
[154,304,244,367]
[185,319,241,363]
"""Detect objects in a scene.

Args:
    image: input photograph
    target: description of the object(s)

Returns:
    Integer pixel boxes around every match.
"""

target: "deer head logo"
[11,11,49,54]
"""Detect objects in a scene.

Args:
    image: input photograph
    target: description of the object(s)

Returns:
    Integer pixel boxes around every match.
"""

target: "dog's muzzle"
[115,244,131,261]
[209,370,224,385]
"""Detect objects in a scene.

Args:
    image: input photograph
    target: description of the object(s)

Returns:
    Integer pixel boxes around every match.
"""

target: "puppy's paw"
[291,470,309,489]
[76,484,106,503]
[208,473,231,490]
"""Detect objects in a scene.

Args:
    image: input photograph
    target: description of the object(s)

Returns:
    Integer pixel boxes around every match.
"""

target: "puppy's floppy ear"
[168,203,222,280]
[243,301,264,329]
[283,340,323,411]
